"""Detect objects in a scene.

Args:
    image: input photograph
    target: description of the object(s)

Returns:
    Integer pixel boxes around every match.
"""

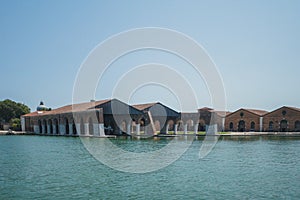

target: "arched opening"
[280,120,288,132]
[88,117,93,135]
[38,120,42,133]
[54,118,59,134]
[250,121,255,131]
[198,119,206,131]
[229,122,233,131]
[43,119,47,134]
[80,118,84,135]
[167,120,174,131]
[154,120,161,133]
[269,121,274,131]
[72,120,77,135]
[295,121,300,132]
[48,119,53,134]
[238,120,245,132]
[65,118,69,135]
[177,120,184,131]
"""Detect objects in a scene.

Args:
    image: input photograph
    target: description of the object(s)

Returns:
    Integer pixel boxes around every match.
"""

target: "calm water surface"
[0,135,299,199]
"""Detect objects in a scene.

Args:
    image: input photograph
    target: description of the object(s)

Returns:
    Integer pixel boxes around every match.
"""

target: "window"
[229,122,233,131]
[269,121,274,131]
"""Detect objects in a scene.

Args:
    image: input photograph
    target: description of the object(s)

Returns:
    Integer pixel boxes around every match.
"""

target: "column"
[184,124,188,134]
[127,124,131,135]
[52,124,57,134]
[69,124,73,135]
[93,123,99,136]
[59,124,65,135]
[260,117,263,132]
[84,123,89,135]
[47,124,51,134]
[221,117,225,132]
[42,125,45,134]
[75,123,80,135]
[174,124,178,134]
[194,124,199,134]
[33,125,39,134]
[99,123,105,136]
[136,124,140,135]
[166,124,169,134]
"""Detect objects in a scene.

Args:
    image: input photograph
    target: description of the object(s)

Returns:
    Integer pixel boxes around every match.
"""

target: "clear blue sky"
[1,0,300,112]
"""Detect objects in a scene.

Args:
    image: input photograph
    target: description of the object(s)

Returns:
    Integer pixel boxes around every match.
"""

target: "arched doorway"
[65,118,69,135]
[167,120,174,131]
[72,120,77,135]
[229,122,233,131]
[250,121,255,131]
[295,121,300,132]
[280,120,288,132]
[88,117,93,135]
[43,119,47,134]
[269,121,274,131]
[238,120,245,132]
[38,120,42,133]
[186,119,194,131]
[198,119,206,131]
[48,119,53,134]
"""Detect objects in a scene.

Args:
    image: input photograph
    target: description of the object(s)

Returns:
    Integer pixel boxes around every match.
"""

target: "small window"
[250,122,255,131]
[229,122,233,130]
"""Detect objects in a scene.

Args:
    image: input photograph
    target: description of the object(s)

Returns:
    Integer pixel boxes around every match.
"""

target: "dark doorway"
[65,118,69,135]
[238,120,245,132]
[280,120,288,132]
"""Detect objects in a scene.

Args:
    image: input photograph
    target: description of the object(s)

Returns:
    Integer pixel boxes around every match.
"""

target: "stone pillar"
[221,117,225,132]
[174,124,178,134]
[166,124,169,134]
[184,124,188,134]
[99,123,105,136]
[47,124,51,134]
[93,123,99,136]
[21,117,25,132]
[33,125,39,134]
[59,124,65,135]
[136,124,140,135]
[84,123,89,135]
[69,124,73,135]
[42,125,46,134]
[194,124,199,134]
[260,117,263,132]
[52,124,57,134]
[75,123,80,135]
[127,124,131,135]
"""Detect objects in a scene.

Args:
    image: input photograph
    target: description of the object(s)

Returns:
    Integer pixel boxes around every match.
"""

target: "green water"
[0,135,299,199]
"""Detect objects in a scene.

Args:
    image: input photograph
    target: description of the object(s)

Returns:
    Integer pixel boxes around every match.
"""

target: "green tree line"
[0,99,30,130]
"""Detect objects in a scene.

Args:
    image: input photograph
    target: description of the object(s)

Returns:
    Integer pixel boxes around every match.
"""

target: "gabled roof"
[263,106,300,117]
[23,99,111,117]
[132,102,158,111]
[226,108,268,118]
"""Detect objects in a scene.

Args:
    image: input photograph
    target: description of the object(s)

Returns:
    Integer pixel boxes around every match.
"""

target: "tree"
[0,99,30,130]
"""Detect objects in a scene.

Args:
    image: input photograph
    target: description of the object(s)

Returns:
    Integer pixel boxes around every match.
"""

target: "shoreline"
[1,130,300,137]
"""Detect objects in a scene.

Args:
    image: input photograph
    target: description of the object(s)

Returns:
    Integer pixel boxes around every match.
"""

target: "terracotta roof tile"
[132,102,158,110]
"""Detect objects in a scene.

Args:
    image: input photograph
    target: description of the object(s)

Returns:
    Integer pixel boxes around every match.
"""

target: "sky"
[1,0,300,112]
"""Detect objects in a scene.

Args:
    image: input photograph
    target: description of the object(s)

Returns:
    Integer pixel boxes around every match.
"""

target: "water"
[0,135,299,199]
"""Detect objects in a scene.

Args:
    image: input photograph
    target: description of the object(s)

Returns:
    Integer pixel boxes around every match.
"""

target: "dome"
[37,101,49,111]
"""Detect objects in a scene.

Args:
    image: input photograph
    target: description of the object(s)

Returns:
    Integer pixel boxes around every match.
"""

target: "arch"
[154,120,161,132]
[167,120,174,131]
[280,120,288,132]
[229,122,233,131]
[88,117,93,135]
[250,121,255,131]
[65,118,69,135]
[295,121,300,132]
[38,120,42,134]
[177,120,184,131]
[198,119,206,131]
[238,120,245,132]
[53,118,59,134]
[269,121,274,131]
[72,120,77,135]
[43,119,47,134]
[48,119,53,134]
[80,118,85,135]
